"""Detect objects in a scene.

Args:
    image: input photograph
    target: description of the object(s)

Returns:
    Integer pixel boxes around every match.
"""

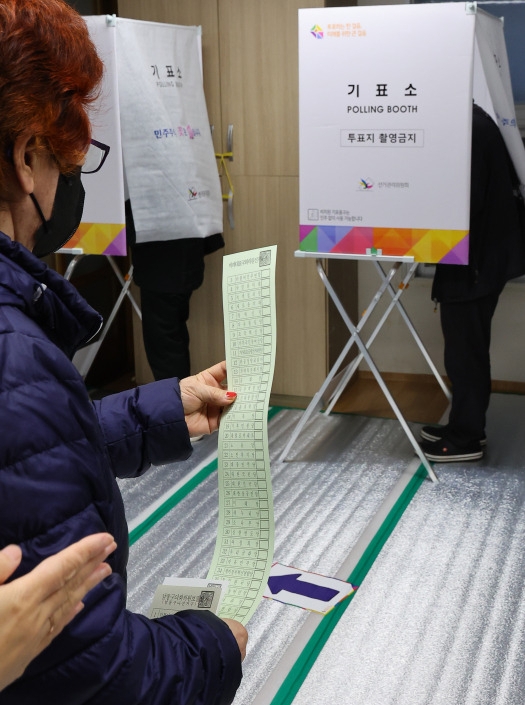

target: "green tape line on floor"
[128,459,218,546]
[129,407,283,547]
[270,463,428,705]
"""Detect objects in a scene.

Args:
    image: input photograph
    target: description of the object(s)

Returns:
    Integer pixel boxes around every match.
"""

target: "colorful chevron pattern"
[66,222,127,256]
[299,225,469,264]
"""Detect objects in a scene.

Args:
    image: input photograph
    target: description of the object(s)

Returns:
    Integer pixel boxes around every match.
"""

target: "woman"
[0,1,246,703]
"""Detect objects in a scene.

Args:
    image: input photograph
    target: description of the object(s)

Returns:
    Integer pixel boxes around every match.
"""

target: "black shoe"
[420,424,487,446]
[420,438,484,463]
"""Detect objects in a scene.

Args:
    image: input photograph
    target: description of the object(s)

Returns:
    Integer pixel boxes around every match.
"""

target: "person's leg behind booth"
[140,288,192,381]
[126,200,215,383]
[420,292,500,462]
[129,235,207,383]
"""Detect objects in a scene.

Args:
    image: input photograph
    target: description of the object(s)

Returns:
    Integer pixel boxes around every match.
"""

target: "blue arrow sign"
[268,573,339,603]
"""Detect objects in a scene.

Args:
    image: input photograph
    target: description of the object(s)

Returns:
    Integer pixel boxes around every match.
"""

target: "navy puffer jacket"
[0,233,242,704]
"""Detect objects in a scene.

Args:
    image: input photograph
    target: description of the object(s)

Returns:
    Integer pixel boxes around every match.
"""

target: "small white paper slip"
[263,562,356,615]
[149,579,229,619]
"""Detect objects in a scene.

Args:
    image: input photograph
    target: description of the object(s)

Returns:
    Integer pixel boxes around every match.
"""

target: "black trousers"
[140,289,193,381]
[439,291,500,445]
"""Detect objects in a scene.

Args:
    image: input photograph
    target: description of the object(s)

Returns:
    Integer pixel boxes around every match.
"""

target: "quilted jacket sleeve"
[4,577,243,705]
[0,324,242,705]
[94,378,193,478]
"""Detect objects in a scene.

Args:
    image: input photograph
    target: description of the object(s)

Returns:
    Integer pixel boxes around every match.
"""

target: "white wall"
[357,265,525,383]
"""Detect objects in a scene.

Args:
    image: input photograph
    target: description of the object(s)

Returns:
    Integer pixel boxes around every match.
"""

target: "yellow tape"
[215,153,234,200]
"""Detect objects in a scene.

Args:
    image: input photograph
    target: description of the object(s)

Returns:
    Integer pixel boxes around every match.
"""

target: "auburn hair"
[0,0,103,193]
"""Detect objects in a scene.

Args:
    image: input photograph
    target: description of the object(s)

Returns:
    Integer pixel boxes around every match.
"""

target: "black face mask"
[31,168,85,258]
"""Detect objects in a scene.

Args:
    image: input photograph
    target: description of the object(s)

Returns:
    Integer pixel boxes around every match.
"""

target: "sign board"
[66,16,126,256]
[64,16,222,254]
[263,562,356,615]
[116,19,222,244]
[298,3,524,264]
[474,8,525,188]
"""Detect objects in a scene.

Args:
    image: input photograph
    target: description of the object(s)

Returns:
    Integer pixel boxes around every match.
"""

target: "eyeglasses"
[81,138,110,174]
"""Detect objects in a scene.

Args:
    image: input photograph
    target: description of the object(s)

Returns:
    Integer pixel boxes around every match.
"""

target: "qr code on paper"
[259,250,271,267]
[198,590,215,609]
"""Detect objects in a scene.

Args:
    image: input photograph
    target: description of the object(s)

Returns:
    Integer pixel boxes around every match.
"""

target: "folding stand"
[60,249,142,378]
[278,251,451,482]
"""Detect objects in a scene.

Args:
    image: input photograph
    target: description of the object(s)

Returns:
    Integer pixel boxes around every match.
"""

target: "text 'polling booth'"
[299,2,525,264]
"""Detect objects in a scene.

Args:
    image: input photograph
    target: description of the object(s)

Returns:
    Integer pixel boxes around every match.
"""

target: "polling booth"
[116,18,222,244]
[279,2,525,480]
[62,15,222,376]
[67,15,126,257]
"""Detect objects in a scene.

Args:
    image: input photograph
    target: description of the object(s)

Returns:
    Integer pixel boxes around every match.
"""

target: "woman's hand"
[180,361,237,437]
[0,533,116,692]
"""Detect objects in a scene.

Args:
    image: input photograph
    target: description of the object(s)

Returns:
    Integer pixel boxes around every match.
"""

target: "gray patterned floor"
[292,393,525,705]
[120,393,525,705]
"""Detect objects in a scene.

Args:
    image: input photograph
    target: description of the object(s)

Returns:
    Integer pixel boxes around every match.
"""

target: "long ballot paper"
[207,246,277,624]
